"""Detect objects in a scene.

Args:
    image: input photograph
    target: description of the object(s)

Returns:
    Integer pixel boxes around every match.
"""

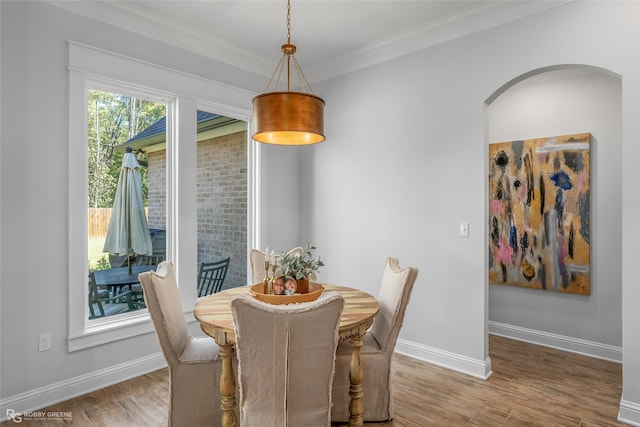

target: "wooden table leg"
[219,343,237,427]
[348,336,364,427]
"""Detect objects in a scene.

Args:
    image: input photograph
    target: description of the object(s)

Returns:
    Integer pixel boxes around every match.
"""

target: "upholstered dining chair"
[331,257,419,422]
[249,246,303,285]
[230,292,344,427]
[139,261,222,426]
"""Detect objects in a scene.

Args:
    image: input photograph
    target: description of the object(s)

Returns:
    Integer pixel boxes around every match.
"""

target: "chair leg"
[96,300,105,317]
[89,302,96,319]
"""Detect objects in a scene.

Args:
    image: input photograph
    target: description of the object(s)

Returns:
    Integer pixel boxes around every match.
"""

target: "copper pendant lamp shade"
[253,91,325,145]
[252,1,325,146]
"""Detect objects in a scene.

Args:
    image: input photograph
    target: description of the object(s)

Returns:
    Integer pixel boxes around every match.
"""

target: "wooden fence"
[88,208,148,239]
[89,208,112,239]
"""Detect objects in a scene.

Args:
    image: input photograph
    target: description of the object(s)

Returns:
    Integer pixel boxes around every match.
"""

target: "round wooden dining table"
[194,283,379,427]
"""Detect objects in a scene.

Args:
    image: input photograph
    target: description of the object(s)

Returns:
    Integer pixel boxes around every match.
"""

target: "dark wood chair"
[88,272,136,319]
[133,254,164,267]
[130,256,164,309]
[197,257,230,297]
[129,283,147,309]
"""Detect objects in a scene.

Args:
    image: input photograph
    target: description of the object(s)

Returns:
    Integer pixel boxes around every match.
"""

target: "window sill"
[68,311,155,352]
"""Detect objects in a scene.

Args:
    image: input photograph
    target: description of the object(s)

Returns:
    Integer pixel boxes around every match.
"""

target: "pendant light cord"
[262,0,315,95]
[286,0,291,91]
[287,0,291,45]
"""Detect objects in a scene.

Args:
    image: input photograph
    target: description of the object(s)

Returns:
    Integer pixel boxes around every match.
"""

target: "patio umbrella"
[103,147,153,273]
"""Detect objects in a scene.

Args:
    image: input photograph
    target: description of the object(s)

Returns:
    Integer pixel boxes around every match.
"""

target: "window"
[68,42,257,351]
[87,88,167,320]
[195,109,248,295]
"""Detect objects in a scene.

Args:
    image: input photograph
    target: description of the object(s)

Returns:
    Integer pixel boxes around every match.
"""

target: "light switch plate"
[459,222,469,237]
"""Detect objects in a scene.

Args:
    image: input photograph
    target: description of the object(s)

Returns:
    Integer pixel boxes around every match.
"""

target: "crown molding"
[43,0,571,84]
[42,0,273,75]
[306,1,572,83]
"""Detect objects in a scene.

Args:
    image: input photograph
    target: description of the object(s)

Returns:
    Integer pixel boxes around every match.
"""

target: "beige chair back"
[139,261,190,362]
[249,246,303,285]
[331,256,418,422]
[371,257,418,351]
[139,261,222,426]
[231,292,344,427]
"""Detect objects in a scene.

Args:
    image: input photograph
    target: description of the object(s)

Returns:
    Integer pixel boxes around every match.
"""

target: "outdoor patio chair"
[133,254,164,267]
[129,283,146,309]
[88,272,136,319]
[197,257,230,297]
[119,255,164,308]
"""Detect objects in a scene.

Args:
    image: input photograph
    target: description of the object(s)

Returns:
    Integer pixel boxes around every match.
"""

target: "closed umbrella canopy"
[103,149,153,270]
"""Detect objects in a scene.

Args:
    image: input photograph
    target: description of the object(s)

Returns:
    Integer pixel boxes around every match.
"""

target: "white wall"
[302,1,639,423]
[488,69,623,356]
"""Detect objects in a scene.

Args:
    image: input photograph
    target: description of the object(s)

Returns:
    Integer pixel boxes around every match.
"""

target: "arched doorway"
[485,65,622,360]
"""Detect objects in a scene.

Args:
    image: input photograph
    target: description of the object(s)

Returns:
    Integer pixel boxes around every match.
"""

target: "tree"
[87,89,165,208]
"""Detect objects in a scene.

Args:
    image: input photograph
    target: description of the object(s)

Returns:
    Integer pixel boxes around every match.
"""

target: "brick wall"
[147,151,166,230]
[196,131,247,287]
[147,130,247,289]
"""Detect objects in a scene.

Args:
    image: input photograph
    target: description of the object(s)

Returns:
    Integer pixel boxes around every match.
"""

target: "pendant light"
[252,0,325,145]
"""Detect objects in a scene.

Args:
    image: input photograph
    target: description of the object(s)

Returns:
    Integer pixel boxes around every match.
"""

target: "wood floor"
[2,335,626,426]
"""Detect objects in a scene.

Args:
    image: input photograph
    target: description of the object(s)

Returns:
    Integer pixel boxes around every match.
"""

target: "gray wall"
[301,0,639,421]
[2,0,639,424]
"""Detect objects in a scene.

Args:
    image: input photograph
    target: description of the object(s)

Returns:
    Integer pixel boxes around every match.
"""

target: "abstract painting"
[488,133,590,295]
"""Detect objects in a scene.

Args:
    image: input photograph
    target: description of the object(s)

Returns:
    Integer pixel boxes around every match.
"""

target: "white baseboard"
[488,322,636,425]
[488,321,622,363]
[1,326,628,424]
[0,353,166,422]
[619,398,640,426]
[395,338,492,380]
[396,328,634,426]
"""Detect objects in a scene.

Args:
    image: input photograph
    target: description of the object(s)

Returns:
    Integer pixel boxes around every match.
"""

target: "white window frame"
[68,41,256,351]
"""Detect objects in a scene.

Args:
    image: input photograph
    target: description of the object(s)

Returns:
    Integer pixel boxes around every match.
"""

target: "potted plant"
[276,244,324,294]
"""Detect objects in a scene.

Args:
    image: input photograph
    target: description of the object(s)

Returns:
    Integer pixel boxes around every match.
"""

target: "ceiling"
[47,0,570,83]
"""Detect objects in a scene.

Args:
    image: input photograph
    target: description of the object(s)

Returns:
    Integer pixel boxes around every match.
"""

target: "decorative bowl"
[249,282,324,305]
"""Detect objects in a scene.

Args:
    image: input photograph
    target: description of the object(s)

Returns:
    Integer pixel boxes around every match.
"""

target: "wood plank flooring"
[2,335,626,426]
